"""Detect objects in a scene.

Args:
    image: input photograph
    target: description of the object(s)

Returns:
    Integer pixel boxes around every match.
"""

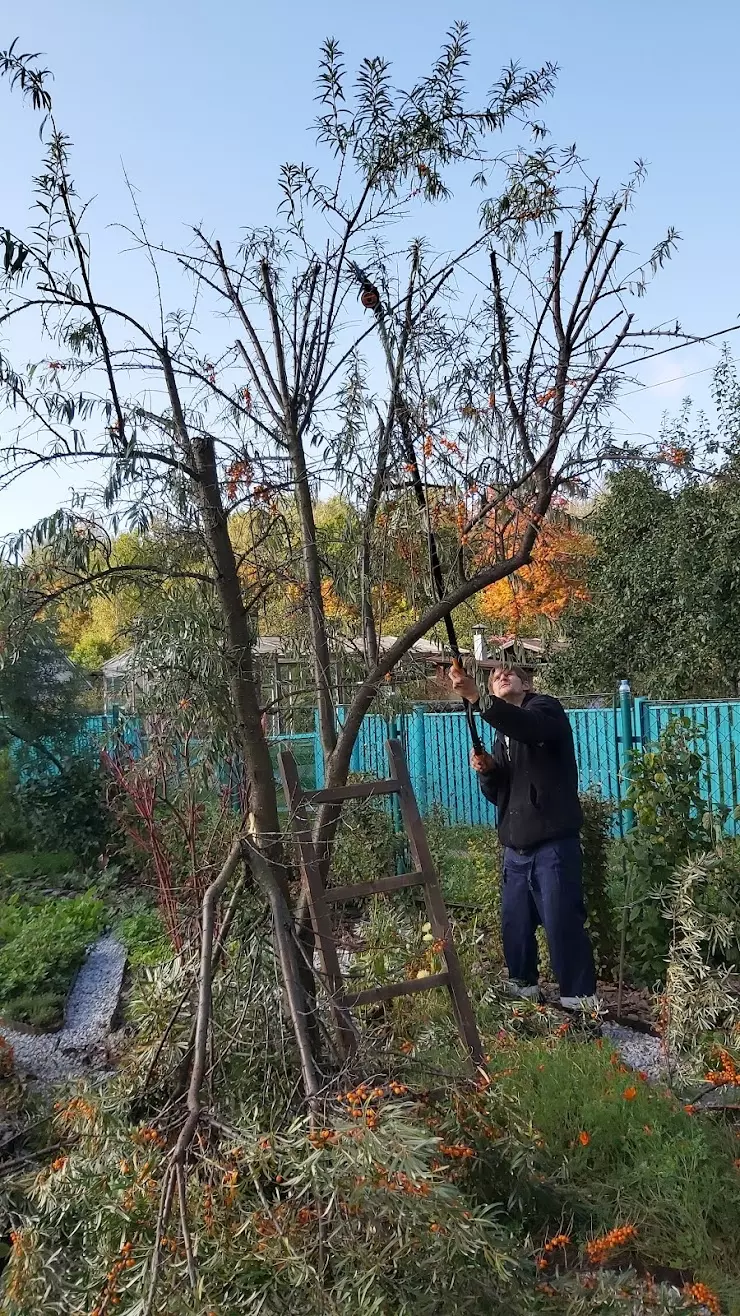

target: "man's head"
[488,662,534,705]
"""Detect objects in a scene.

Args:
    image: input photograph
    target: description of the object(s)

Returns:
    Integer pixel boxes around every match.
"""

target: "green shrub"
[2,910,738,1315]
[0,849,77,890]
[491,1036,740,1309]
[662,850,740,1063]
[424,808,501,911]
[580,791,618,978]
[0,750,29,851]
[0,892,106,1027]
[17,755,117,866]
[115,907,170,967]
[620,717,715,985]
[329,782,400,887]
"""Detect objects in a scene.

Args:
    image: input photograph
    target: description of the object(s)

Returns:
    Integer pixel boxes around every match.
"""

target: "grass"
[491,1036,740,1312]
[0,892,107,1029]
[114,906,170,968]
[0,842,172,1027]
[424,810,501,912]
[0,850,78,897]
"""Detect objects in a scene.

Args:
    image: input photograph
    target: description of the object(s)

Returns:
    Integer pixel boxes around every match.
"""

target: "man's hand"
[447,659,479,705]
[470,749,495,774]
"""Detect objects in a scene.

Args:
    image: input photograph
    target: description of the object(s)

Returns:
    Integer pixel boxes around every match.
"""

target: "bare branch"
[490,250,536,468]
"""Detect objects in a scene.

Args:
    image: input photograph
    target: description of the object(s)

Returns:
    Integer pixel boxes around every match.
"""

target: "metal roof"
[101,634,456,678]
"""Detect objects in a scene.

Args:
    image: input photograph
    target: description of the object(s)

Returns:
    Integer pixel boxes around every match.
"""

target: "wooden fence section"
[26,694,740,834]
[640,699,740,822]
[331,698,740,834]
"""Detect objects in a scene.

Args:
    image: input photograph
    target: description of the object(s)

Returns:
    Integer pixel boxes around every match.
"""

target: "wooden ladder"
[278,737,484,1068]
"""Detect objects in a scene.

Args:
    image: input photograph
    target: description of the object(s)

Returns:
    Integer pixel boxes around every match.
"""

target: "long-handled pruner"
[446,650,485,757]
[349,261,484,755]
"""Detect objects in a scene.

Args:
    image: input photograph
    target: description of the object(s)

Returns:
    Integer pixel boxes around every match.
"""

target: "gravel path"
[2,935,127,1082]
[601,1020,670,1083]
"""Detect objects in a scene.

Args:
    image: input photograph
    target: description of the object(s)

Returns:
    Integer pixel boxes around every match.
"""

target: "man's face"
[488,666,528,702]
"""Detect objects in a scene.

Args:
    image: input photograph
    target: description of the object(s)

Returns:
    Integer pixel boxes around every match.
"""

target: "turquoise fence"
[326,693,740,834]
[21,691,740,834]
[639,698,740,822]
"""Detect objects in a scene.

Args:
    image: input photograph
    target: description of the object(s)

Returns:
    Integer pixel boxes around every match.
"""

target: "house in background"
[484,632,568,666]
[100,634,462,731]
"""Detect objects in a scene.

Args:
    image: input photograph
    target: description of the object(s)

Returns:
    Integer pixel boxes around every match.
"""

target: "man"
[448,660,597,1010]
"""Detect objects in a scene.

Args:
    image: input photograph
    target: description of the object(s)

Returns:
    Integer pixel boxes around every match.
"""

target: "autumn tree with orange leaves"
[479,511,592,633]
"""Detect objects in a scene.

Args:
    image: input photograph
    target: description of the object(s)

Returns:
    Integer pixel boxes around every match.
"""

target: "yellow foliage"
[321,579,358,622]
[480,522,592,631]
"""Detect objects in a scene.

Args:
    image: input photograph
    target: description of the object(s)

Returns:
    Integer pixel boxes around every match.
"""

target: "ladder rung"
[303,779,400,805]
[344,971,450,1008]
[324,871,428,904]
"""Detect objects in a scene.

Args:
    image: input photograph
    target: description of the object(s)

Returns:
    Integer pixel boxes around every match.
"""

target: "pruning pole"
[351,262,483,755]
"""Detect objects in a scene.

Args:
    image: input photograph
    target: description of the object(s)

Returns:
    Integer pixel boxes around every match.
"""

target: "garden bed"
[0,851,78,900]
[0,892,106,1030]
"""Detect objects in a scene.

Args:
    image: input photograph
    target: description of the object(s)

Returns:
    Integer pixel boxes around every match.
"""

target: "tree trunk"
[359,416,392,673]
[360,534,379,672]
[285,423,337,761]
[189,435,287,894]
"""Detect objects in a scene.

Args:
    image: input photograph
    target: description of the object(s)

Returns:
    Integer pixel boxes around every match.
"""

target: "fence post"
[633,697,648,754]
[618,679,635,833]
[313,709,325,789]
[409,706,427,815]
[390,715,404,841]
[348,711,362,775]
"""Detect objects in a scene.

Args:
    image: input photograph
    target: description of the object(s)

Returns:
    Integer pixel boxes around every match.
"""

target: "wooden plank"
[724,704,740,837]
[703,705,719,815]
[386,737,485,1068]
[324,870,428,904]
[344,972,450,1008]
[303,779,400,805]
[716,704,733,820]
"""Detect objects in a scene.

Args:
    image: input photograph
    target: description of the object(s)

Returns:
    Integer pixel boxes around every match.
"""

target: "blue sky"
[1,0,738,533]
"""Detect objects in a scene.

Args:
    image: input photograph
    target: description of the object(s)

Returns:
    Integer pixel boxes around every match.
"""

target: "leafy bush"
[580,791,618,977]
[491,1036,740,1309]
[0,750,29,851]
[104,737,243,948]
[0,892,106,1027]
[1,1089,518,1315]
[424,808,501,913]
[329,783,400,887]
[115,906,170,968]
[620,718,711,985]
[662,850,740,1064]
[3,948,738,1314]
[0,850,76,895]
[17,754,117,867]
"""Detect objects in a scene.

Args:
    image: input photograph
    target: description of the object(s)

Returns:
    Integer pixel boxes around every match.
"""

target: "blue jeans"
[502,836,596,998]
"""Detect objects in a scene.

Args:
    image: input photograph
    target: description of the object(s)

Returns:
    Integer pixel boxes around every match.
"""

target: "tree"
[552,361,740,697]
[0,575,83,767]
[0,30,685,1096]
[52,530,174,668]
[478,505,592,634]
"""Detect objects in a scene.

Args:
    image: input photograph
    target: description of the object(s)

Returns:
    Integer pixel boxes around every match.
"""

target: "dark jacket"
[476,692,583,850]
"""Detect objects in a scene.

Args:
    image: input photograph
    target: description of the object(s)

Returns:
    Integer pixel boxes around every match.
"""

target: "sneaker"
[502,981,542,1002]
[559,994,600,1013]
